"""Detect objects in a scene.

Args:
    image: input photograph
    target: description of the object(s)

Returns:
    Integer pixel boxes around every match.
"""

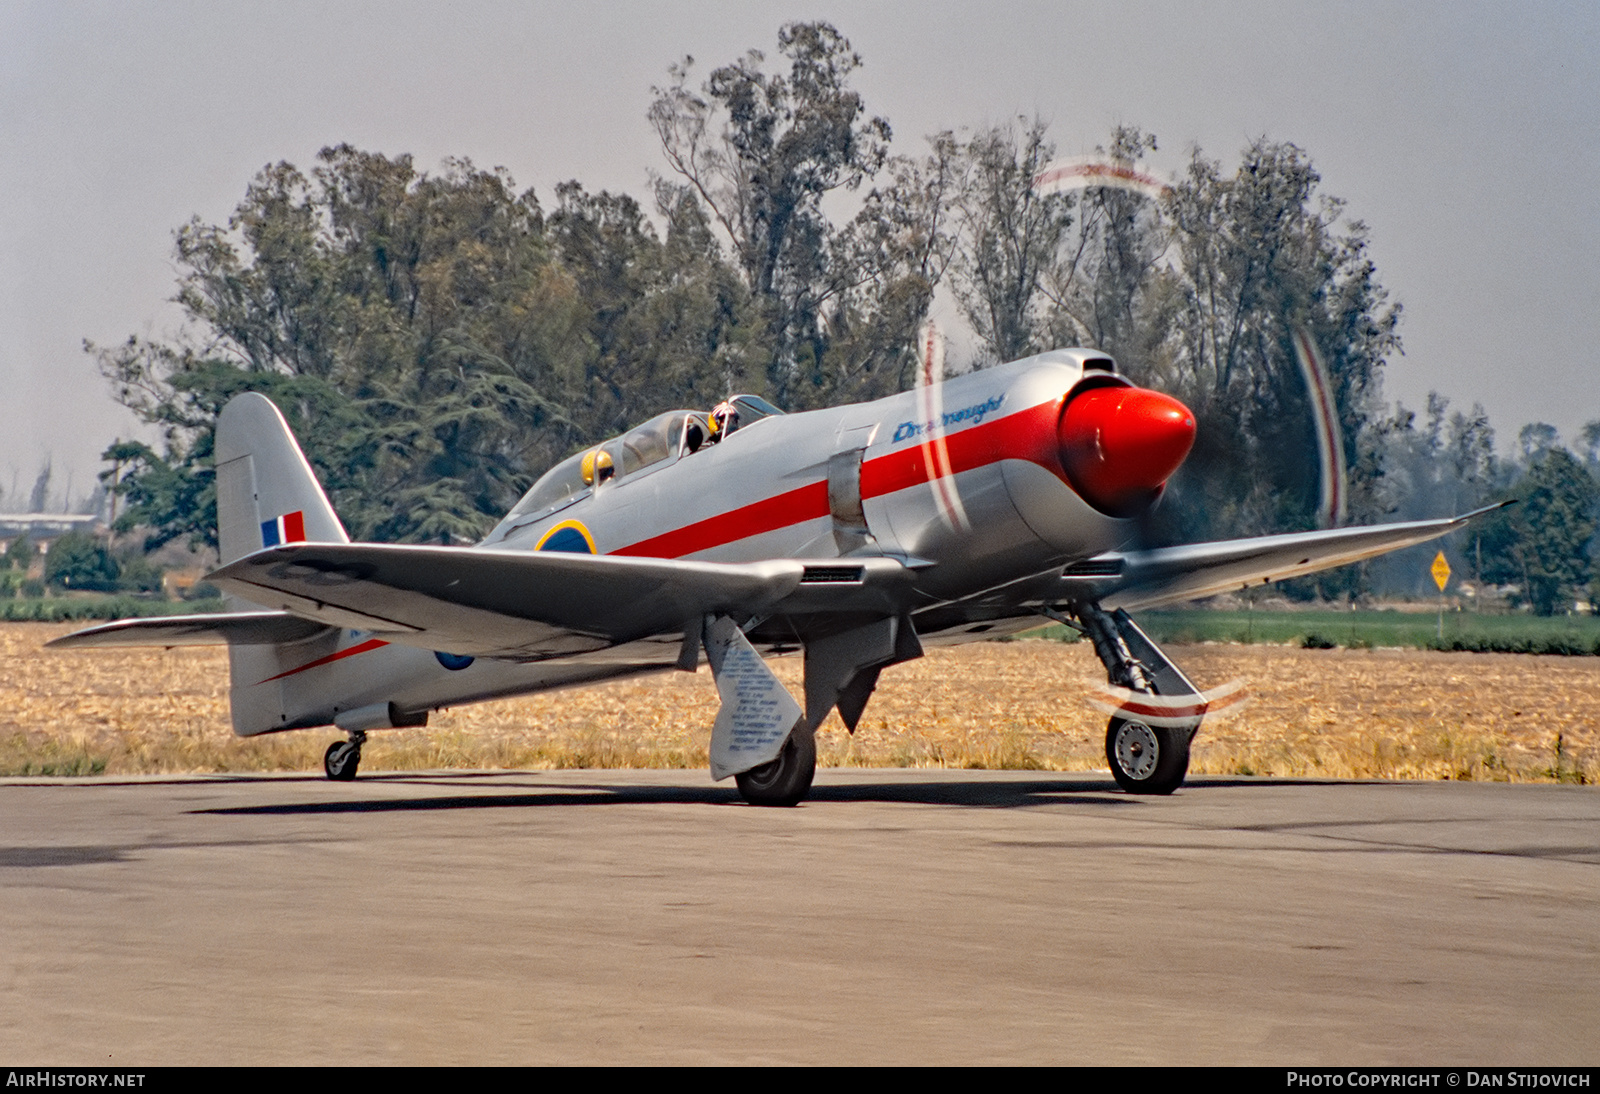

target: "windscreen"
[507,451,589,519]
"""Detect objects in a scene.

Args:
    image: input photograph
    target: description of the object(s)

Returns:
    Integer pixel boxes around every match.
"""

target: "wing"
[1056,504,1506,611]
[203,543,915,659]
[46,611,332,650]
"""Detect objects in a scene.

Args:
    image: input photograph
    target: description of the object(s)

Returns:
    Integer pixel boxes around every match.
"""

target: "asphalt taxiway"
[2,769,1596,1065]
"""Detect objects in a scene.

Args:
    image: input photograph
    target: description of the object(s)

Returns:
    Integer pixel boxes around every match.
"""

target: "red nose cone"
[1058,386,1196,516]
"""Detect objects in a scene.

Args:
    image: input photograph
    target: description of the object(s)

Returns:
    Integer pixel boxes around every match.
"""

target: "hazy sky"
[2,1,1596,509]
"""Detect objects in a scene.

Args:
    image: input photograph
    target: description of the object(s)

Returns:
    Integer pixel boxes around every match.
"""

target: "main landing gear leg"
[323,730,365,781]
[1069,602,1200,795]
[703,615,814,806]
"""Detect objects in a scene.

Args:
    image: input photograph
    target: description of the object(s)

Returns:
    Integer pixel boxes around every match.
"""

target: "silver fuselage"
[234,349,1135,734]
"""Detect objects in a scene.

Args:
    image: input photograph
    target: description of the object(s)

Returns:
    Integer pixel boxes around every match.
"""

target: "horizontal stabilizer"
[46,611,333,650]
[206,543,915,659]
[1059,504,1507,611]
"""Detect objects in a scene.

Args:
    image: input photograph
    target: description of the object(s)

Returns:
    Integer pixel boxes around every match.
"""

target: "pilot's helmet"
[580,448,615,486]
[709,400,739,441]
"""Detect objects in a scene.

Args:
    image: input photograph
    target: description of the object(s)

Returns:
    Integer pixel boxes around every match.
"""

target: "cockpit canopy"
[501,395,785,527]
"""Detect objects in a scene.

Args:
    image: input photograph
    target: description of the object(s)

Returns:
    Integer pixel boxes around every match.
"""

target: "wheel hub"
[1113,721,1160,780]
[741,755,784,791]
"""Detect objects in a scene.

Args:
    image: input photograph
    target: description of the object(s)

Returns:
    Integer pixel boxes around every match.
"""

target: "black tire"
[324,740,361,781]
[734,722,816,807]
[1105,716,1189,795]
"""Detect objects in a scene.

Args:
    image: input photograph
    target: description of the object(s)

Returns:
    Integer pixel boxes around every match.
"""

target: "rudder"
[213,393,349,736]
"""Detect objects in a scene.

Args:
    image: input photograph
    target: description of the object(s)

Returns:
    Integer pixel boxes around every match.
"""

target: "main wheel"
[735,723,816,807]
[1105,716,1189,795]
[324,740,361,781]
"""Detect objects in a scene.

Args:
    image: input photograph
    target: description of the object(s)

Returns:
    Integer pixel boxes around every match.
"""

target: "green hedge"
[0,597,226,623]
[1423,633,1600,656]
[1021,609,1600,656]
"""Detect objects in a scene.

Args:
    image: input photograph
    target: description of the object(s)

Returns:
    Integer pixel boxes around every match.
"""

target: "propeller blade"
[914,320,968,532]
[1292,327,1348,529]
[1033,157,1169,199]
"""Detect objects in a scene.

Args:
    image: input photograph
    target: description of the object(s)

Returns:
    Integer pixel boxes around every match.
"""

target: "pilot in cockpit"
[580,447,614,486]
[707,400,739,445]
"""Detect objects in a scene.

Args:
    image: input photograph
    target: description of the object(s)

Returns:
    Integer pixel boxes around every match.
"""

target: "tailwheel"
[735,722,816,807]
[1105,716,1190,795]
[323,737,363,781]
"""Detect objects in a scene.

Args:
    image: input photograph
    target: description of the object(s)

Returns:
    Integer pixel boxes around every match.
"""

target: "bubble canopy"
[497,396,785,530]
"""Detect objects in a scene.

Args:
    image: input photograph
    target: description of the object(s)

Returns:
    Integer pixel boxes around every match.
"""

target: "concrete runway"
[1,769,1596,1065]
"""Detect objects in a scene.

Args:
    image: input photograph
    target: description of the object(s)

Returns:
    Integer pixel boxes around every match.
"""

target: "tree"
[1038,126,1172,378]
[96,148,601,546]
[935,127,1401,553]
[807,134,963,403]
[649,21,893,407]
[4,536,34,572]
[548,180,759,431]
[1444,401,1498,514]
[1361,393,1500,598]
[1579,420,1600,470]
[1518,422,1559,463]
[1480,447,1597,614]
[44,532,120,592]
[1158,139,1401,547]
[27,461,51,512]
[87,32,1417,561]
[95,143,777,550]
[949,118,1075,366]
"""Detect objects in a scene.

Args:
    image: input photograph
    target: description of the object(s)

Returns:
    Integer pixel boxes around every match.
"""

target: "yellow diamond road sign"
[1431,551,1451,592]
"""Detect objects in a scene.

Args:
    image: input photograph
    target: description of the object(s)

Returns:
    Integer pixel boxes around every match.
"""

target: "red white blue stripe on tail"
[261,510,307,547]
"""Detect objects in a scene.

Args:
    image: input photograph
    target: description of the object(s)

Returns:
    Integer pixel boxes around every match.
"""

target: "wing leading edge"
[1057,503,1507,611]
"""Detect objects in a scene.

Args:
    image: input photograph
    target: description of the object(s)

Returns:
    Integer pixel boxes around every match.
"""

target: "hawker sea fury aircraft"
[52,348,1493,804]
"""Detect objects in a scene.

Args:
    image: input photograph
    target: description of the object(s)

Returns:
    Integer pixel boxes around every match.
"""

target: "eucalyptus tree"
[1479,446,1597,614]
[948,118,1075,366]
[1159,139,1401,544]
[99,148,594,546]
[1036,126,1172,382]
[649,21,894,407]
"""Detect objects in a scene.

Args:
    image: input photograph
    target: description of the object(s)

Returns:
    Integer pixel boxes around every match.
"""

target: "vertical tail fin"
[214,392,348,567]
[214,393,349,736]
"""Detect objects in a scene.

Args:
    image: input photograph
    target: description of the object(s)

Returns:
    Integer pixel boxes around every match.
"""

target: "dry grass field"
[2,622,1595,783]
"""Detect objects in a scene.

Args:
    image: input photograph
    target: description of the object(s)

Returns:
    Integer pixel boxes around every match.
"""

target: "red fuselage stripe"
[613,398,1066,559]
[611,480,831,559]
[258,637,390,684]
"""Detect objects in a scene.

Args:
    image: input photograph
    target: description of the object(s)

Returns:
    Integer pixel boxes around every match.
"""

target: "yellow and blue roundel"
[534,519,596,554]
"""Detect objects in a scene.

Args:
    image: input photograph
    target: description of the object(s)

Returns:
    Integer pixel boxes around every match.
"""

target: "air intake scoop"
[1058,386,1196,517]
